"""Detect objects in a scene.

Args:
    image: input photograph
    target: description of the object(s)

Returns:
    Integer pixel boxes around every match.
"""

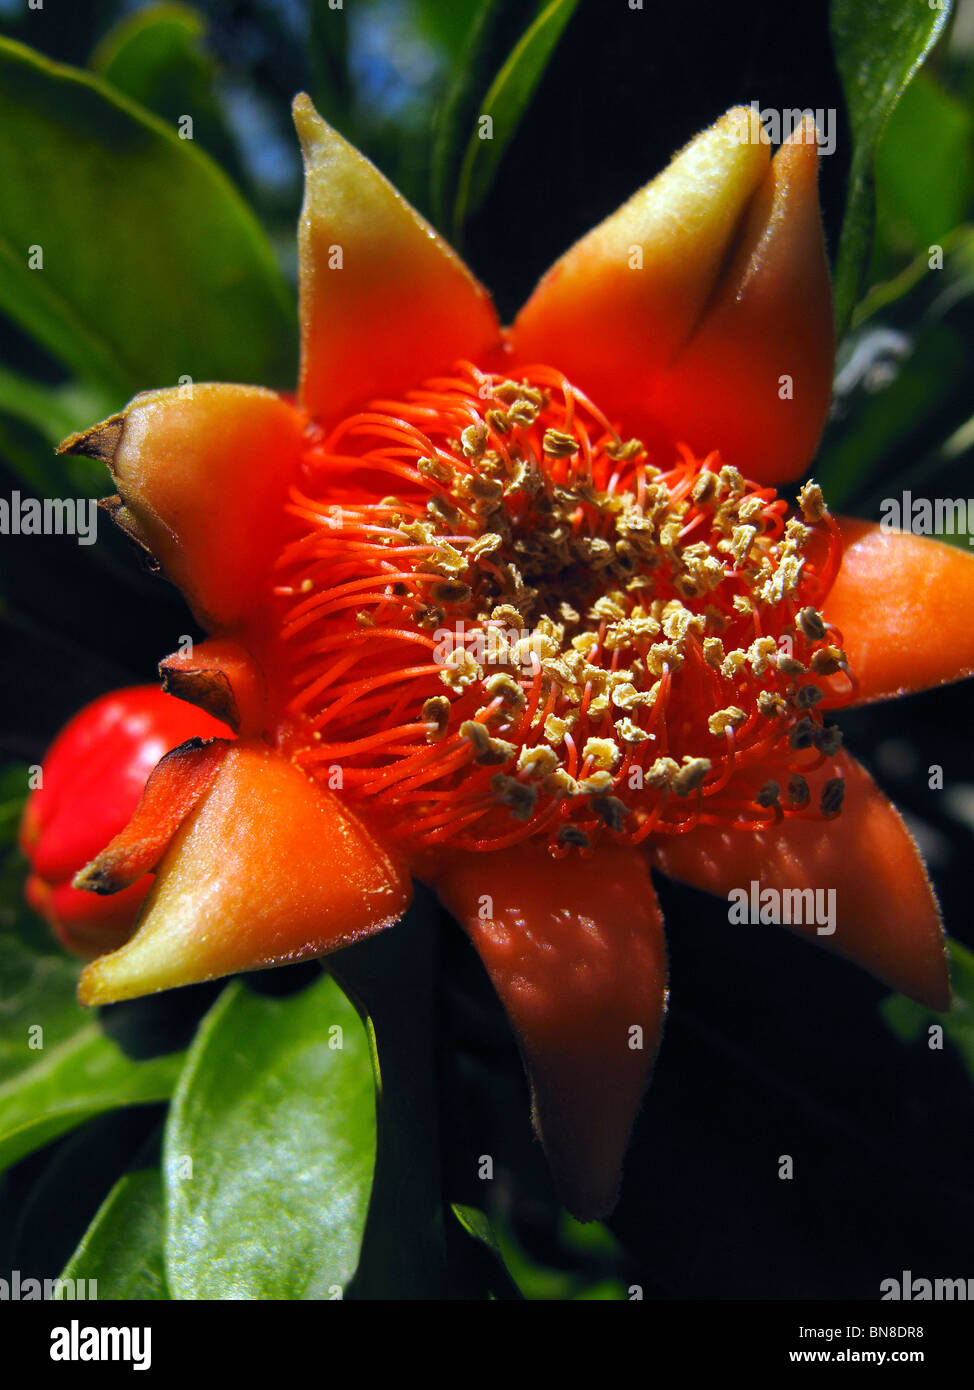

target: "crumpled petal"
[79,740,411,1004]
[510,110,833,482]
[823,518,974,704]
[59,384,306,631]
[509,107,769,436]
[430,842,667,1221]
[294,94,501,424]
[649,119,834,483]
[651,752,949,1010]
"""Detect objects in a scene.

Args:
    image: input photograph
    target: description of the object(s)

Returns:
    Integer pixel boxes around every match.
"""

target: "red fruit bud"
[19,686,232,959]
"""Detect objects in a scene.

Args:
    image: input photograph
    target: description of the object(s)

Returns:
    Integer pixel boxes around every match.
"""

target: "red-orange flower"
[51,100,974,1220]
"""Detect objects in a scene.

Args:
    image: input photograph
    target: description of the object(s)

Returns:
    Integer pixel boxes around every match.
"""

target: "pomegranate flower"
[54,100,974,1220]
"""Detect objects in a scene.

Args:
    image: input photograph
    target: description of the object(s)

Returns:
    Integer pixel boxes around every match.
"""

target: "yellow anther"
[582,737,621,771]
[421,695,451,742]
[810,645,846,675]
[517,745,559,779]
[542,429,578,458]
[798,480,826,523]
[708,706,746,737]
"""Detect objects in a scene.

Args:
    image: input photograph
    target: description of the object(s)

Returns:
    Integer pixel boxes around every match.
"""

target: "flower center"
[273,363,856,854]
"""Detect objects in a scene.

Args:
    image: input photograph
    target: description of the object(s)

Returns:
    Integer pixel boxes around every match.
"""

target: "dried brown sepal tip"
[57,414,125,468]
[72,736,229,895]
[160,664,240,733]
[158,641,267,737]
[98,495,157,566]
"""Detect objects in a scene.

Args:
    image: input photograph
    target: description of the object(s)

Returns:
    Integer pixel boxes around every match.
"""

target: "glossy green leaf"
[164,973,375,1300]
[872,72,974,278]
[0,854,184,1175]
[61,1166,169,1300]
[830,0,952,334]
[452,0,579,238]
[0,37,295,403]
[0,1024,184,1177]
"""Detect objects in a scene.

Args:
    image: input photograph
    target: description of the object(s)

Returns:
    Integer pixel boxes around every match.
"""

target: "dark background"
[0,0,972,1300]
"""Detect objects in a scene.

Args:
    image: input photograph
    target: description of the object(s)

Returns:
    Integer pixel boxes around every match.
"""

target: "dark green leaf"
[3,1108,164,1286]
[816,228,974,508]
[608,873,974,1298]
[448,1202,522,1299]
[330,895,448,1299]
[91,3,241,181]
[0,366,110,446]
[491,1208,627,1300]
[419,0,488,56]
[0,368,114,499]
[164,973,375,1299]
[91,4,206,106]
[0,764,28,847]
[430,0,497,230]
[0,37,296,402]
[452,0,579,239]
[883,938,974,1069]
[308,0,351,129]
[452,1200,500,1251]
[61,1166,168,1299]
[830,0,952,334]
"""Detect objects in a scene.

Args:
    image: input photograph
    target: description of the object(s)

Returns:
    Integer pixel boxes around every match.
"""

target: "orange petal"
[649,119,834,483]
[59,385,306,631]
[79,741,411,1005]
[159,639,268,736]
[824,518,974,704]
[73,737,231,895]
[431,843,667,1221]
[509,106,769,436]
[651,752,949,1010]
[293,95,500,423]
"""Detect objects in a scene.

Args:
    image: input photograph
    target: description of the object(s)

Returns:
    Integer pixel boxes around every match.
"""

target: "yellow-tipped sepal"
[79,741,411,1004]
